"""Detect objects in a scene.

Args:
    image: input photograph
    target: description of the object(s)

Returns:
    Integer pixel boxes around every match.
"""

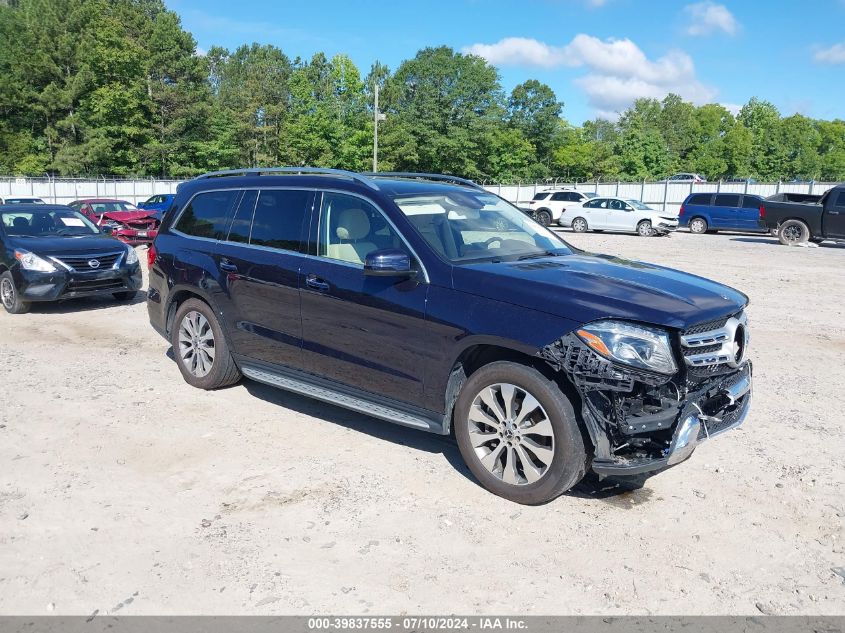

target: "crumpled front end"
[540,312,752,477]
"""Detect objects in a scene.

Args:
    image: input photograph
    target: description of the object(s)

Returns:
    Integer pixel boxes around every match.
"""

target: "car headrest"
[336,207,371,241]
[447,208,481,221]
[12,217,29,228]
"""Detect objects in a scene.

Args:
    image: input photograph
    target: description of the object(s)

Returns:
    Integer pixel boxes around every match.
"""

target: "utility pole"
[373,83,386,172]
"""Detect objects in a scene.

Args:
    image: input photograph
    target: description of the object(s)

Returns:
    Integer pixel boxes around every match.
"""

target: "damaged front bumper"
[541,331,752,478]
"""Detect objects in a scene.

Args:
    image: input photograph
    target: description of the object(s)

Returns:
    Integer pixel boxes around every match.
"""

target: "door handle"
[219,260,238,273]
[305,274,330,292]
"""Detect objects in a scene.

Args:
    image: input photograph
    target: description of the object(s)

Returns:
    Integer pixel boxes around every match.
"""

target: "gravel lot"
[1,230,843,616]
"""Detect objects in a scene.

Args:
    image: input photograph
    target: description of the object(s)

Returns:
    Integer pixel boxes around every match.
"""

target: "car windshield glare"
[391,191,572,263]
[626,200,651,210]
[1,209,100,236]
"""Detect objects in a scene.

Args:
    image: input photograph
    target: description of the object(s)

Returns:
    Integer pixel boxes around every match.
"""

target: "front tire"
[778,219,810,246]
[454,361,587,505]
[571,217,588,233]
[0,272,30,314]
[171,298,241,389]
[637,220,654,237]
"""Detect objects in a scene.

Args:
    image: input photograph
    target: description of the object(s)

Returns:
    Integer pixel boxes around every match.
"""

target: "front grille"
[54,252,122,272]
[680,311,748,369]
[63,278,125,294]
[683,316,730,336]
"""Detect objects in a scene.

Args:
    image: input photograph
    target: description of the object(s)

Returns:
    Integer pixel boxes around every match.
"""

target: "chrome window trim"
[171,186,429,282]
[313,188,430,283]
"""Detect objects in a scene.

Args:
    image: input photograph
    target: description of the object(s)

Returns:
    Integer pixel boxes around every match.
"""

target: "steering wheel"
[482,237,503,247]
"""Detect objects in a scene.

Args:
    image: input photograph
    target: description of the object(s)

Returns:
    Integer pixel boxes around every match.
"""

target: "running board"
[239,362,447,434]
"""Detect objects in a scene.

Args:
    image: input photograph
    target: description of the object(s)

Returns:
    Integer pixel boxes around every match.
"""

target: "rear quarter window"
[687,194,712,205]
[741,196,762,208]
[174,190,239,239]
[714,194,741,207]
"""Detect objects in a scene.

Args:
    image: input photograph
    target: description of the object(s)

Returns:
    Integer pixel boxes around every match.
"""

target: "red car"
[68,198,159,245]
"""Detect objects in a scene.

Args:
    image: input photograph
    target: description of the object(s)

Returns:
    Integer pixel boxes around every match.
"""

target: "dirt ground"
[1,230,843,616]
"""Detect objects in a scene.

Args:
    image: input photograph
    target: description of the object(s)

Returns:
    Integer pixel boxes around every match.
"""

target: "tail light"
[147,243,157,270]
[679,204,685,217]
[759,205,766,218]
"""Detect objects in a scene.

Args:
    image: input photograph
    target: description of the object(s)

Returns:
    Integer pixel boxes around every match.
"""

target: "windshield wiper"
[517,250,561,261]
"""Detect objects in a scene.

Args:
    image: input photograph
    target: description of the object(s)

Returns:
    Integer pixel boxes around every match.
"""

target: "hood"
[451,252,747,331]
[5,234,128,256]
[98,210,155,222]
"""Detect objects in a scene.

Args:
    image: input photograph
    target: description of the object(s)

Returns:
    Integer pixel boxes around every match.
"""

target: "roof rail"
[363,172,486,191]
[192,167,380,190]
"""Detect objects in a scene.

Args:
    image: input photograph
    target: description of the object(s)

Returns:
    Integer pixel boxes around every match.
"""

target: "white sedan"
[560,197,679,236]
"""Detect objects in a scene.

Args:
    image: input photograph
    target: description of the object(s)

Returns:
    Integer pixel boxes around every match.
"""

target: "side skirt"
[236,357,448,435]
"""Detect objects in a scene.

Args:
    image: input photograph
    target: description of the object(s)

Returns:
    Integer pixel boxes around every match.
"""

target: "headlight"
[577,320,677,375]
[14,249,56,273]
[125,246,139,265]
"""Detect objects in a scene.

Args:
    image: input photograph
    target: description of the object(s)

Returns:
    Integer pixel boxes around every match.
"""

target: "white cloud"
[463,37,567,68]
[813,42,845,64]
[463,34,717,118]
[586,0,609,6]
[684,2,739,36]
[721,103,742,116]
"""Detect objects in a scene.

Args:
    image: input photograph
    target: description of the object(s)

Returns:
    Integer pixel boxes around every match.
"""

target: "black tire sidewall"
[779,220,810,245]
[454,361,587,505]
[171,298,235,389]
[690,217,707,233]
[536,210,551,227]
[1,271,29,314]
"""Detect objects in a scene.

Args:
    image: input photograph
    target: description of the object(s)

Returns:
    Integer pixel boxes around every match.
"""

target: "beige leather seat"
[327,207,377,264]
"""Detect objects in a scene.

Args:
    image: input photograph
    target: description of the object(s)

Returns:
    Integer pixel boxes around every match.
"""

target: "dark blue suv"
[147,169,752,504]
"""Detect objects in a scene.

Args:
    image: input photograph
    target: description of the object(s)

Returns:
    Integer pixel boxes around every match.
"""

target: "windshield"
[5,198,45,204]
[583,192,598,199]
[391,190,572,263]
[90,201,137,213]
[1,208,100,237]
[626,200,652,210]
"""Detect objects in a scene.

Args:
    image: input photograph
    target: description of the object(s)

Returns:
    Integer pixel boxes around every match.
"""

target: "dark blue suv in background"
[147,168,752,504]
[679,192,767,234]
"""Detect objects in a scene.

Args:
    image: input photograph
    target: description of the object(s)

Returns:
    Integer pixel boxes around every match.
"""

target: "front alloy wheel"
[454,361,587,504]
[0,272,30,314]
[467,383,555,486]
[637,220,654,237]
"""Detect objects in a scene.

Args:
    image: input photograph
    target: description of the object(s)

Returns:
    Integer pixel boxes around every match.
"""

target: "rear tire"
[0,272,30,314]
[171,298,241,390]
[454,361,587,505]
[535,210,552,227]
[689,217,708,234]
[778,219,810,246]
[571,217,588,233]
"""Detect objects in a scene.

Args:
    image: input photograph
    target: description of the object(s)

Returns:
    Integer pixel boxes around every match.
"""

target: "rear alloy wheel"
[689,217,708,234]
[571,217,588,233]
[535,210,552,227]
[637,220,654,237]
[171,298,241,389]
[0,271,30,314]
[454,361,587,504]
[778,219,810,246]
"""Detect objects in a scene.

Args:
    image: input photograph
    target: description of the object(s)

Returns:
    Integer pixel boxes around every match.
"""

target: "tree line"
[1,0,843,182]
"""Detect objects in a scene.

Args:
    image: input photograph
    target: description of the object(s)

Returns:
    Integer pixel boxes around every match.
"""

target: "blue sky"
[169,0,845,124]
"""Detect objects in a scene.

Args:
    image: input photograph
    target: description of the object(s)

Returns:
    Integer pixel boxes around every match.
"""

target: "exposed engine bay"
[540,324,752,477]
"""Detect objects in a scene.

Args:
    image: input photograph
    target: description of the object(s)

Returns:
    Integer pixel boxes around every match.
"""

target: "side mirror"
[364,249,414,277]
[101,226,114,236]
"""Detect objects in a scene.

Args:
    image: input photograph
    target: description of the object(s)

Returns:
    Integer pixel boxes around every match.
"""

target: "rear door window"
[835,191,845,208]
[687,194,712,205]
[249,189,312,252]
[714,194,741,207]
[174,190,239,239]
[226,190,258,243]
[550,192,569,202]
